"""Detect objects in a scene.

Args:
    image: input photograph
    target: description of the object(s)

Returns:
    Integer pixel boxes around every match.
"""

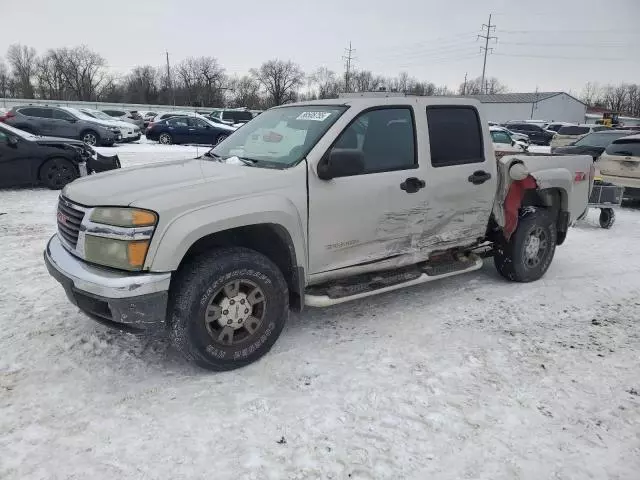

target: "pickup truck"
[44,97,592,371]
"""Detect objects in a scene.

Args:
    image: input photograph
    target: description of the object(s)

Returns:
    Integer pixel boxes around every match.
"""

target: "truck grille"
[57,197,85,248]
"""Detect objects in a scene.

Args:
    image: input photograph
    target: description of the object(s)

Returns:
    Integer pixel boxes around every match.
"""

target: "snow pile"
[1,143,639,479]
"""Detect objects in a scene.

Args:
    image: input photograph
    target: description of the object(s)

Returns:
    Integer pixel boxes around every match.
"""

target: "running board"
[305,255,484,307]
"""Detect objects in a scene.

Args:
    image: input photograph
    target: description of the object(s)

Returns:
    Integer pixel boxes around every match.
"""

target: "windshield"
[62,107,97,122]
[84,110,113,121]
[211,105,347,167]
[0,122,39,139]
[575,132,628,147]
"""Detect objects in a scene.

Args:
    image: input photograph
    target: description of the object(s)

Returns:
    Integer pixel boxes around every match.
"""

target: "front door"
[419,105,497,251]
[308,106,431,274]
[51,108,77,138]
[0,132,32,187]
[165,117,190,143]
[188,117,211,144]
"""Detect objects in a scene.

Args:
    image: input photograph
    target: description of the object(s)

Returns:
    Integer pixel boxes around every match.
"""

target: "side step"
[305,254,484,307]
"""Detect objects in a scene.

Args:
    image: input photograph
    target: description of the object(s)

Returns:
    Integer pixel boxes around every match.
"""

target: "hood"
[63,157,288,207]
[33,135,86,147]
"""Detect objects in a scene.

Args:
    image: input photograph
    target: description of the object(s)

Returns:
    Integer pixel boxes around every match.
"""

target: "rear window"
[605,140,640,157]
[558,126,589,136]
[103,110,125,117]
[223,111,253,122]
[166,117,188,127]
[427,106,484,167]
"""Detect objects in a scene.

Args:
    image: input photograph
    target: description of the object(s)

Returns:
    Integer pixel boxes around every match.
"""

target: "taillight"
[0,110,15,122]
[146,122,154,130]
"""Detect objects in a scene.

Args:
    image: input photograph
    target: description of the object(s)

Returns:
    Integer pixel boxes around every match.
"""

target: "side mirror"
[511,140,516,146]
[7,136,18,146]
[317,149,365,180]
[68,118,77,123]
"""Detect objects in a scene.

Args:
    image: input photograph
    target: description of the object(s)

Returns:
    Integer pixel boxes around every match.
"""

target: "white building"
[464,92,587,124]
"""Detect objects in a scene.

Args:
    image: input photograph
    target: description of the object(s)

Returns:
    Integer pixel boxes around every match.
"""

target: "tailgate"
[598,155,640,180]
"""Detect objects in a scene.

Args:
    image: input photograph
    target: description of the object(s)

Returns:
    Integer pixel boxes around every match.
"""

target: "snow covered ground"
[1,141,639,480]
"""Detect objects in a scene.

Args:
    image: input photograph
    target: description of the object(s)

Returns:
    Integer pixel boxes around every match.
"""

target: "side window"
[188,118,207,128]
[427,106,484,167]
[491,131,512,144]
[20,107,51,118]
[331,107,416,174]
[167,117,188,127]
[53,109,74,121]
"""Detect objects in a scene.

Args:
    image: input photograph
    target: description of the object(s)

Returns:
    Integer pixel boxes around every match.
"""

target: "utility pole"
[343,42,355,93]
[462,72,468,95]
[530,86,539,119]
[165,51,174,105]
[478,14,497,94]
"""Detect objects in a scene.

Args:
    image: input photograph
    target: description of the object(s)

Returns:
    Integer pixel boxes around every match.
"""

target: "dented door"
[308,106,431,274]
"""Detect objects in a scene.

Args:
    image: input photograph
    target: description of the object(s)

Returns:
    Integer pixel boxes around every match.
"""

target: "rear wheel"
[169,247,289,371]
[159,133,172,145]
[39,158,78,189]
[494,208,557,282]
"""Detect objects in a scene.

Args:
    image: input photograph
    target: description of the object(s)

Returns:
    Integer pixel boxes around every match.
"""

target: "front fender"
[145,194,307,272]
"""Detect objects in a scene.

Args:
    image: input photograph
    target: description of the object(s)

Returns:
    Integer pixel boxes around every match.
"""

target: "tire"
[494,207,557,282]
[80,130,99,146]
[599,208,615,229]
[214,134,228,146]
[159,133,172,145]
[39,157,78,189]
[169,247,289,371]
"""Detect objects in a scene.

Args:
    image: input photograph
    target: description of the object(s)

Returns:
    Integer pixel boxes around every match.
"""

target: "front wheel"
[169,247,289,371]
[39,157,78,189]
[494,208,557,282]
[214,133,228,146]
[81,130,99,146]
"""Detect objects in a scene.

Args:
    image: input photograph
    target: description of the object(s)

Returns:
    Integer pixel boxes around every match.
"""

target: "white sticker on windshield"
[296,111,332,121]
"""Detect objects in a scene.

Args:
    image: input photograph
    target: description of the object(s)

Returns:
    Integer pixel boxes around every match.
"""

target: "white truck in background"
[45,97,592,371]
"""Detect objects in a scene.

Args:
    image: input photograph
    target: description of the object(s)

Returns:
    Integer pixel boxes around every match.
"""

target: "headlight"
[83,207,158,271]
[90,207,157,227]
[108,127,120,132]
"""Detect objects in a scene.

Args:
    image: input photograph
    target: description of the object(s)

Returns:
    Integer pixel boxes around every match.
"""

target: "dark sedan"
[503,122,555,145]
[551,130,631,160]
[0,123,120,189]
[145,116,236,145]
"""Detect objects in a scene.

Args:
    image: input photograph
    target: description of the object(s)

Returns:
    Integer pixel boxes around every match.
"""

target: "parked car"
[142,112,157,129]
[2,105,121,146]
[504,121,555,145]
[102,109,145,130]
[79,108,141,142]
[551,129,631,159]
[152,111,204,122]
[0,122,120,189]
[490,127,527,152]
[597,134,640,200]
[209,108,254,125]
[545,122,573,133]
[44,97,592,371]
[145,115,236,145]
[491,125,529,145]
[551,124,609,148]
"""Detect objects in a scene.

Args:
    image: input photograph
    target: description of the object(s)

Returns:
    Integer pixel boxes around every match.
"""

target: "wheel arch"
[522,186,569,245]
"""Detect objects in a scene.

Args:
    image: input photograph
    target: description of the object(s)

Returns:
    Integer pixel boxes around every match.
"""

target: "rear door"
[165,117,190,143]
[420,105,497,249]
[0,130,34,187]
[19,107,53,135]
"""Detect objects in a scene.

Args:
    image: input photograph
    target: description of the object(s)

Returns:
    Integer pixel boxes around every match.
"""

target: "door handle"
[468,170,492,185]
[400,177,426,194]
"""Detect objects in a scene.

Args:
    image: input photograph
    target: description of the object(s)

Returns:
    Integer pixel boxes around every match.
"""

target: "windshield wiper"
[233,156,258,166]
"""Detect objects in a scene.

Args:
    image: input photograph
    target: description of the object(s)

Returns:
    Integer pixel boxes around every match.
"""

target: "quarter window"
[330,107,416,174]
[427,106,484,167]
[605,140,640,157]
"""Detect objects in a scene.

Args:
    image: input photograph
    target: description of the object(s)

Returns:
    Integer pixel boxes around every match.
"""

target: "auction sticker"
[296,111,332,121]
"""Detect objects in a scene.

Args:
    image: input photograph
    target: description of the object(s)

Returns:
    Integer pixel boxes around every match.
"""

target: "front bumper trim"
[45,234,170,298]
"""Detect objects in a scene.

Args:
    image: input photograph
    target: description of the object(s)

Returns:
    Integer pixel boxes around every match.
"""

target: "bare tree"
[309,67,341,99]
[580,82,601,107]
[7,44,37,98]
[251,60,304,106]
[0,59,12,98]
[35,51,67,100]
[123,66,160,104]
[228,75,262,109]
[175,56,226,106]
[49,46,108,101]
[351,70,385,92]
[603,84,629,113]
[458,76,507,95]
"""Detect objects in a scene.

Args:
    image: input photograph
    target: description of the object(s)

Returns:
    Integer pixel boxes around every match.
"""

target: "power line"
[493,52,633,62]
[343,42,356,93]
[478,14,497,94]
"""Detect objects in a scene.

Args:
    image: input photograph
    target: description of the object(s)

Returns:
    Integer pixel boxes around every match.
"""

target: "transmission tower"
[477,14,497,94]
[343,42,356,93]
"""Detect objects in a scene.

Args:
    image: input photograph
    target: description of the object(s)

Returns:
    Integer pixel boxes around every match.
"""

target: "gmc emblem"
[57,211,69,225]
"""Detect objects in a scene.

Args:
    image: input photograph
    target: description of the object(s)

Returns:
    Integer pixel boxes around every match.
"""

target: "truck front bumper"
[44,234,171,334]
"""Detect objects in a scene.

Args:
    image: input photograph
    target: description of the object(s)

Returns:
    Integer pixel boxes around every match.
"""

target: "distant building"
[338,91,587,124]
[463,92,586,124]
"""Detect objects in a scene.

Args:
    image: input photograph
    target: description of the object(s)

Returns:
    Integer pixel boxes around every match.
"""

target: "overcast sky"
[2,0,638,94]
